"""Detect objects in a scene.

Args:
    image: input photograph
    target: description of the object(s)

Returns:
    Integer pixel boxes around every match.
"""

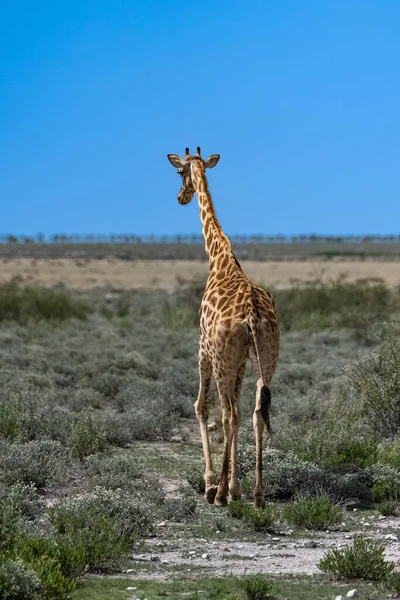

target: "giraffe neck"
[190,160,231,263]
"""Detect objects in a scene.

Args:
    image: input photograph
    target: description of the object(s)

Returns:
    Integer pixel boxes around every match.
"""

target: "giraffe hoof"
[214,494,228,507]
[229,486,241,502]
[205,486,218,504]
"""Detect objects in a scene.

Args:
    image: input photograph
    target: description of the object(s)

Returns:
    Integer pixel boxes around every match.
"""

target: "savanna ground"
[2,249,400,599]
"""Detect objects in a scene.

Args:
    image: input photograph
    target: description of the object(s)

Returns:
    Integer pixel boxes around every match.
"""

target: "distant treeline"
[3,233,400,244]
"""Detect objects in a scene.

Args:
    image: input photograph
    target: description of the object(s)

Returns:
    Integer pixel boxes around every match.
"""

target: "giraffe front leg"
[194,351,218,504]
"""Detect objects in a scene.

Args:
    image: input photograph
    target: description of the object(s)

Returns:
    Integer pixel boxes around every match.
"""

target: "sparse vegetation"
[283,493,343,530]
[0,273,399,597]
[318,535,395,581]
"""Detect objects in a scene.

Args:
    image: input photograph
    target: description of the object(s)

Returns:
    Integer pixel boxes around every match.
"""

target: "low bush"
[13,534,86,595]
[227,501,276,532]
[347,333,400,436]
[378,500,400,516]
[318,535,395,580]
[0,279,91,323]
[160,495,197,522]
[370,463,400,503]
[84,453,144,490]
[262,450,327,500]
[68,411,109,460]
[283,493,343,530]
[0,440,68,489]
[185,464,205,494]
[274,276,394,336]
[48,487,152,569]
[240,574,276,600]
[0,559,41,600]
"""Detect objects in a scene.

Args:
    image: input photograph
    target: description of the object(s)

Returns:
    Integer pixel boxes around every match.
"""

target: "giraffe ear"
[167,154,186,169]
[203,154,220,169]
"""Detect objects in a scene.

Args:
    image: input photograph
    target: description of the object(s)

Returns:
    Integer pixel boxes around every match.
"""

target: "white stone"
[346,591,357,598]
[126,569,135,573]
[272,537,280,542]
[157,521,167,527]
[335,595,343,600]
[189,551,196,556]
[385,534,398,541]
[201,553,210,559]
[127,588,137,592]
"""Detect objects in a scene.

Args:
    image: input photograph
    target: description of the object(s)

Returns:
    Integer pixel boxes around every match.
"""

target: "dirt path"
[1,258,400,289]
[128,517,400,580]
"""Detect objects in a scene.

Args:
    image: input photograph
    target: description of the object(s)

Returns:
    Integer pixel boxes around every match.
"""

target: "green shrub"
[274,276,393,335]
[0,440,68,488]
[68,411,109,460]
[240,575,276,600]
[283,493,342,530]
[318,535,395,580]
[0,559,41,600]
[185,464,205,494]
[160,495,197,522]
[261,450,327,500]
[387,571,400,594]
[84,453,144,490]
[0,279,91,323]
[378,500,400,516]
[49,487,152,570]
[14,534,86,593]
[227,501,275,532]
[347,332,400,436]
[370,463,400,503]
[0,483,41,522]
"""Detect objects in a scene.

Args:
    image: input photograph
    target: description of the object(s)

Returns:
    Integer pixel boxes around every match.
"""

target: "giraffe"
[167,147,279,508]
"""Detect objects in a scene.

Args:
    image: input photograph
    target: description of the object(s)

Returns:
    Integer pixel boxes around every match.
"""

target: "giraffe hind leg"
[194,350,218,504]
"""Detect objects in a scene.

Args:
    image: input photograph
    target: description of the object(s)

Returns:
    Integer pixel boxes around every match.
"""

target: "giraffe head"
[167,147,220,204]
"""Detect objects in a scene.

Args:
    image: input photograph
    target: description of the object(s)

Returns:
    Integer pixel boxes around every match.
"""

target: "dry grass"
[1,258,400,290]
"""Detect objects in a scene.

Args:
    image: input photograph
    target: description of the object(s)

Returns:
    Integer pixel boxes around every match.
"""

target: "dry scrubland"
[1,254,400,599]
[1,257,400,290]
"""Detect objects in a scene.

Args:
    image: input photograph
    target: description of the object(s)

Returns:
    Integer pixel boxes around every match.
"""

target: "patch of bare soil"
[1,258,400,289]
[129,517,400,581]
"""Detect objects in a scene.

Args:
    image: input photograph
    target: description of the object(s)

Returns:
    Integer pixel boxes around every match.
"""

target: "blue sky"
[1,0,399,236]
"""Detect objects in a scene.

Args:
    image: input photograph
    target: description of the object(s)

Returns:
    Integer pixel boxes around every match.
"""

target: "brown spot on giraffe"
[167,147,280,507]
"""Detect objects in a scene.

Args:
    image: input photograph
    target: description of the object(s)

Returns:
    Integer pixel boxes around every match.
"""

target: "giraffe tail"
[246,315,274,435]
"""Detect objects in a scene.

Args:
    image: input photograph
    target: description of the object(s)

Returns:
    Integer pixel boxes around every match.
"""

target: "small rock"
[303,540,317,548]
[170,435,182,443]
[385,534,398,541]
[363,522,371,526]
[272,537,280,542]
[157,521,167,527]
[346,591,357,598]
[127,588,137,592]
[161,559,170,565]
[150,555,160,562]
[189,551,196,556]
[378,515,386,520]
[208,421,217,431]
[344,535,352,539]
[335,596,344,600]
[238,545,244,549]
[126,569,135,574]
[201,553,210,559]
[156,541,165,547]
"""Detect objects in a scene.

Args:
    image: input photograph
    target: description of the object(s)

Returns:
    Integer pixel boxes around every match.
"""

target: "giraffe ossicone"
[167,147,279,507]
